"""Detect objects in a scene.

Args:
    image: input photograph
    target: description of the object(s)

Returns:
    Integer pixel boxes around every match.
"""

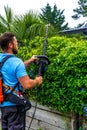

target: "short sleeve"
[15,60,28,78]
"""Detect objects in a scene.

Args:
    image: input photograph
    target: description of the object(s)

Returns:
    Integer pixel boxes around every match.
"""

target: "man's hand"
[35,76,43,86]
[24,55,37,67]
[29,55,38,62]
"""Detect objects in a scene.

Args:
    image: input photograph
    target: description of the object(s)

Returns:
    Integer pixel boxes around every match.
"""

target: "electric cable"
[27,24,50,130]
[28,87,38,130]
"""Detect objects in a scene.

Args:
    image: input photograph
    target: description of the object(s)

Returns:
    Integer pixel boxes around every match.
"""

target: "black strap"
[0,55,14,69]
[0,55,19,93]
[10,82,19,94]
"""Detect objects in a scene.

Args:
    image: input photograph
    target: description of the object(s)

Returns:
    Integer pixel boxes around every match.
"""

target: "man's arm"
[21,55,42,89]
[18,75,42,89]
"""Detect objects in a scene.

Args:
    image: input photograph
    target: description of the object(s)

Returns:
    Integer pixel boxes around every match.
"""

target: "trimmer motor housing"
[35,55,50,76]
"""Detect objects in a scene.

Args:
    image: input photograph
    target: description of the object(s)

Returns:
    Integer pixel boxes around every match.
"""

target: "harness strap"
[0,55,14,69]
[3,84,18,94]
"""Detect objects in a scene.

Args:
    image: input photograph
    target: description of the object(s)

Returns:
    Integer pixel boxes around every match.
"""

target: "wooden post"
[73,113,83,130]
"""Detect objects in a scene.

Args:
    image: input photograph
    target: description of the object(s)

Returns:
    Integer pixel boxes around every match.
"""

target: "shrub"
[18,35,87,115]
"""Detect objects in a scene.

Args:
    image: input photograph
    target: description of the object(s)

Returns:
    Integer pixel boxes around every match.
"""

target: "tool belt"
[3,83,31,112]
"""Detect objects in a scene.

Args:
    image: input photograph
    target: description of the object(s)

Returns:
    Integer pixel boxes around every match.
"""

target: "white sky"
[0,0,86,28]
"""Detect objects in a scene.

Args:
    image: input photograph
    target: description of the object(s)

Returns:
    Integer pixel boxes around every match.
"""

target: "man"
[0,32,43,130]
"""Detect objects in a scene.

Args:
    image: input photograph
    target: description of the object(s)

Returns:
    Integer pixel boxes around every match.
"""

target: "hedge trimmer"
[28,24,50,130]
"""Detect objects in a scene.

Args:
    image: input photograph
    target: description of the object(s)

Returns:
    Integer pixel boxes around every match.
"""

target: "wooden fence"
[26,101,74,130]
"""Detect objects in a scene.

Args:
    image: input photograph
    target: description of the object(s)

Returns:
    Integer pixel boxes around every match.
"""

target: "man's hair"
[0,32,15,50]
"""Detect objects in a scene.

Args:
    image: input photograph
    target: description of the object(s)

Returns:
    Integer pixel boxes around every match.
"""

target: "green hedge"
[18,35,87,115]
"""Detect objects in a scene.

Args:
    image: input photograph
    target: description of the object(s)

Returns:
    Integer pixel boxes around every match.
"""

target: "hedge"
[18,35,87,115]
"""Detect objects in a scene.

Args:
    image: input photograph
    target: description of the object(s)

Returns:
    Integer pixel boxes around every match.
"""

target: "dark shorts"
[1,106,26,130]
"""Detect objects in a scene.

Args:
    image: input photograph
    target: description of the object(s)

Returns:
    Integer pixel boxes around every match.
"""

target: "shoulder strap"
[0,55,14,69]
[1,55,19,94]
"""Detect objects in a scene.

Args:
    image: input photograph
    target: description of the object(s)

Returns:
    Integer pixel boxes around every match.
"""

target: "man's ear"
[8,43,13,49]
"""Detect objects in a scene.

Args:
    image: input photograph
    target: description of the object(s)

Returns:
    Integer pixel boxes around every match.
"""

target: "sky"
[0,0,86,28]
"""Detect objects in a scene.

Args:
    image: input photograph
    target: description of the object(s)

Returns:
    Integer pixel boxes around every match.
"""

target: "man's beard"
[12,48,18,54]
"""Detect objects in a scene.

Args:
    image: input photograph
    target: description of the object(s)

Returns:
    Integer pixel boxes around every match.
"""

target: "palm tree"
[0,6,54,43]
[12,11,45,42]
[0,5,14,33]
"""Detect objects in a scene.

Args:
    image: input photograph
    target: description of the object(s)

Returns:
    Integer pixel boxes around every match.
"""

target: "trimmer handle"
[35,55,50,76]
[36,55,50,65]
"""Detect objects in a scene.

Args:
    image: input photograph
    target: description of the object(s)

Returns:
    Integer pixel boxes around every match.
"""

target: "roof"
[60,27,87,35]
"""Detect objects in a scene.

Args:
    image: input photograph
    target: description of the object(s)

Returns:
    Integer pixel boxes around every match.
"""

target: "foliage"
[0,6,49,43]
[12,11,46,42]
[0,6,54,42]
[39,3,69,32]
[72,0,87,26]
[0,6,14,33]
[17,35,87,115]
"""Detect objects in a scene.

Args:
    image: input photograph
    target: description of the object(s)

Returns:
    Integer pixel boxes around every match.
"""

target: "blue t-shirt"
[0,53,28,107]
